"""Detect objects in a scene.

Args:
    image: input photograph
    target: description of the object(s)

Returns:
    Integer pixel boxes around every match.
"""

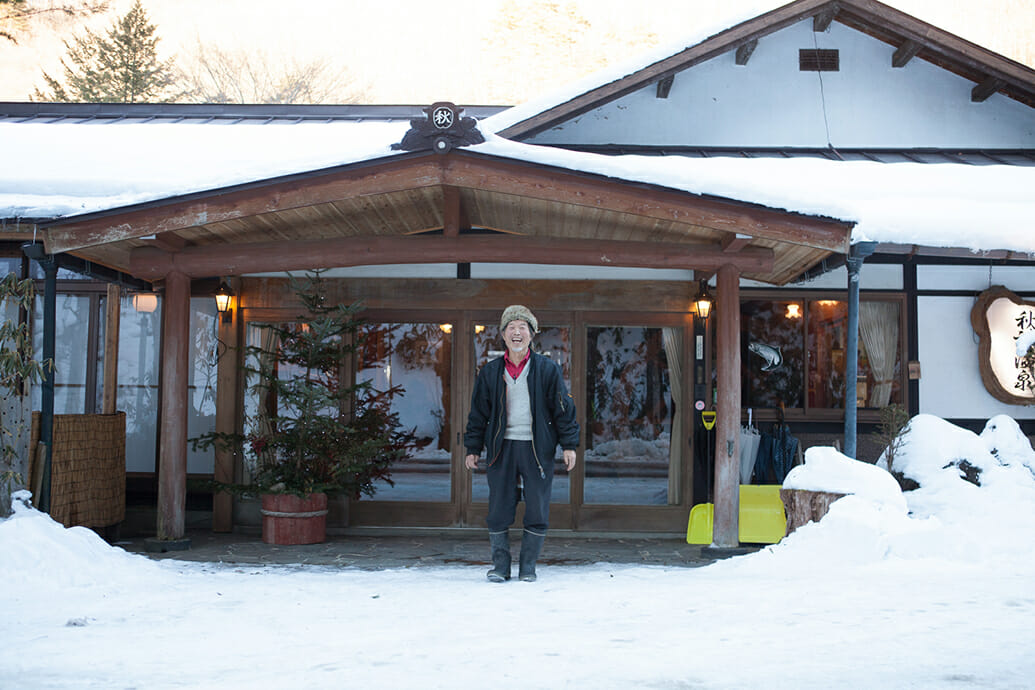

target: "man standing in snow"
[464,305,579,582]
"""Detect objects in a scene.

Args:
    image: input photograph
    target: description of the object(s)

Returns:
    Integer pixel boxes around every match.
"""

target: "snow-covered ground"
[2,415,1034,689]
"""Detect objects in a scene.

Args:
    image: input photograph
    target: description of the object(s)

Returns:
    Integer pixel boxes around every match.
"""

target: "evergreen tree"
[0,0,28,43]
[2,1,107,45]
[34,0,178,102]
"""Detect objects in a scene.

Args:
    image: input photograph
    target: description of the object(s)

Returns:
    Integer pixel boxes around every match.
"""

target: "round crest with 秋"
[431,104,455,129]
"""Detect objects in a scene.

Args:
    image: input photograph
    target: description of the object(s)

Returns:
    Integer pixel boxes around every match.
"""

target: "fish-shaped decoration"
[748,341,783,371]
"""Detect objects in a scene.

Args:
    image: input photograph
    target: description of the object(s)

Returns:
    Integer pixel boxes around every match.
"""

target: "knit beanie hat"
[500,304,538,333]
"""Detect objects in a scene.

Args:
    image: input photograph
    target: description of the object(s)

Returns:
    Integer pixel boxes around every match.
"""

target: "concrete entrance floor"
[120,529,754,570]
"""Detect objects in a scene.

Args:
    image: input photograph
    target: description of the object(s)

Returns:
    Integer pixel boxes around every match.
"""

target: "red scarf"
[504,349,531,379]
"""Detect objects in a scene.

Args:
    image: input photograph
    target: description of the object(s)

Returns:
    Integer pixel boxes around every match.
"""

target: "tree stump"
[779,488,847,535]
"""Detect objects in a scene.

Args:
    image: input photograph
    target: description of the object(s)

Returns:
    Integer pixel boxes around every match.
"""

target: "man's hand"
[562,449,576,472]
[465,454,480,470]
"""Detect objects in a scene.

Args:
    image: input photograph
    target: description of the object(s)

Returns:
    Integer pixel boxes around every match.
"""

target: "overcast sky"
[1,0,1033,104]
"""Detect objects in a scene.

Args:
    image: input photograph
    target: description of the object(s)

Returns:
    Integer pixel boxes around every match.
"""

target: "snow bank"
[783,446,906,511]
[981,414,1035,476]
[0,491,164,589]
[879,414,1008,491]
[723,416,1035,574]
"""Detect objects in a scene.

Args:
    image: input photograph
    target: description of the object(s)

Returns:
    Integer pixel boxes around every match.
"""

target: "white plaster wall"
[917,295,1035,420]
[529,20,1035,149]
[918,265,1035,292]
[741,262,902,290]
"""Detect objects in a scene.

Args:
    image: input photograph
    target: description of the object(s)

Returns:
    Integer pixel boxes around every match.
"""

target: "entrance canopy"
[40,145,852,286]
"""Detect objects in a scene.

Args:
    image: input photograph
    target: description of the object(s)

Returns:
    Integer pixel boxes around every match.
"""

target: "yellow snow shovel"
[686,485,787,544]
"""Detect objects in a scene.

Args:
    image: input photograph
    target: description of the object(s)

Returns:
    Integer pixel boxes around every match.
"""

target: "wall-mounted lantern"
[214,280,234,325]
[693,280,713,320]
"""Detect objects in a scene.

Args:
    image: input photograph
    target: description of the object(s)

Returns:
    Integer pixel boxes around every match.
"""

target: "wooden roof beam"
[442,185,466,237]
[972,76,1006,102]
[813,4,838,32]
[42,156,445,254]
[843,0,1035,96]
[145,232,190,252]
[655,76,674,99]
[735,40,758,66]
[721,232,753,253]
[892,39,922,68]
[128,235,775,281]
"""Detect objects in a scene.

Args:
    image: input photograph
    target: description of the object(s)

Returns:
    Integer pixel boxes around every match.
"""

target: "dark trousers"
[486,440,552,534]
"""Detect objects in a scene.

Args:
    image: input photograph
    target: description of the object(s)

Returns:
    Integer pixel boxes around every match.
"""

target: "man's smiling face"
[503,319,532,361]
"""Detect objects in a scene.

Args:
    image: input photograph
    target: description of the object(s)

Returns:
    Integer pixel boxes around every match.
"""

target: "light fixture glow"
[132,293,157,313]
[693,280,713,320]
[785,303,802,319]
[214,280,234,324]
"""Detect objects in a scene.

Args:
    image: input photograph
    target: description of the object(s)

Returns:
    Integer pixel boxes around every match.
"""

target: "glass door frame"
[460,309,695,533]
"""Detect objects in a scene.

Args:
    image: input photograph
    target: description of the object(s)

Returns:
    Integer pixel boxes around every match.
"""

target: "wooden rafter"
[497,0,831,139]
[721,232,752,253]
[128,234,775,280]
[656,76,674,99]
[892,39,921,68]
[735,40,758,66]
[498,0,1035,138]
[813,4,838,32]
[147,232,190,252]
[841,0,1035,102]
[442,185,462,237]
[971,76,1006,103]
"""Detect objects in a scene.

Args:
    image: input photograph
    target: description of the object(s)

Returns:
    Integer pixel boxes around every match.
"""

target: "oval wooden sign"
[970,286,1035,406]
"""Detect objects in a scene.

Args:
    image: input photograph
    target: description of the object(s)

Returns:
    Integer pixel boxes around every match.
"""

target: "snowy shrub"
[980,414,1035,477]
[870,403,910,476]
[878,414,1014,491]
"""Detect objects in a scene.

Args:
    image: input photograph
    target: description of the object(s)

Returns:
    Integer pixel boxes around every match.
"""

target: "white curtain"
[662,327,681,504]
[245,324,281,480]
[859,301,900,407]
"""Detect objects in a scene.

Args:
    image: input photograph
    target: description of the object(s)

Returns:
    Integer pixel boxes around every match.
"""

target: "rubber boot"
[518,529,545,582]
[486,530,511,582]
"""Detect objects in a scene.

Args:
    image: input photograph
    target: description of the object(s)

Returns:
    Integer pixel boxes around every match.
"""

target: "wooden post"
[102,284,120,415]
[157,271,190,542]
[212,278,239,532]
[712,264,741,547]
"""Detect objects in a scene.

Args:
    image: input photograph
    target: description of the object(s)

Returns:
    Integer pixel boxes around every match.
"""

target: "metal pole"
[844,242,877,458]
[22,243,56,512]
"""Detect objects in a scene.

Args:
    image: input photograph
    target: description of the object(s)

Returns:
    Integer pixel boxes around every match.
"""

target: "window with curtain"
[741,297,903,412]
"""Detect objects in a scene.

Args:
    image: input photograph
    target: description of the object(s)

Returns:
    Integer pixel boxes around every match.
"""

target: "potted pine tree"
[194,272,419,544]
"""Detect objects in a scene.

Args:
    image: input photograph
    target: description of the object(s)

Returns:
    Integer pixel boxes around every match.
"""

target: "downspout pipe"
[21,242,56,512]
[844,241,877,458]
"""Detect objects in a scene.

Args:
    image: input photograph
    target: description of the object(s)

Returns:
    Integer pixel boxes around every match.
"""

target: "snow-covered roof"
[2,115,1033,257]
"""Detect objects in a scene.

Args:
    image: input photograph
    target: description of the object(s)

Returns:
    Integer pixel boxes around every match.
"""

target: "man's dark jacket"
[464,351,580,470]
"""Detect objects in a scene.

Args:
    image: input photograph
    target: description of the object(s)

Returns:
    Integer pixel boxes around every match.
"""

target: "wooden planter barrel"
[260,492,328,545]
[779,488,846,536]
